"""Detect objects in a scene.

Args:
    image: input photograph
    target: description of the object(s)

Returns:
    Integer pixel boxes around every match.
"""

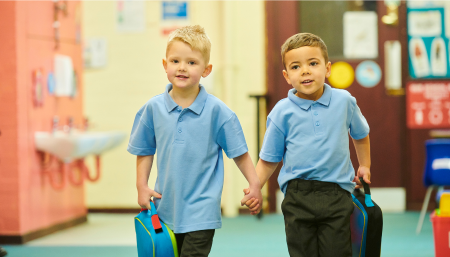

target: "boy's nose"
[178,62,187,71]
[301,68,311,75]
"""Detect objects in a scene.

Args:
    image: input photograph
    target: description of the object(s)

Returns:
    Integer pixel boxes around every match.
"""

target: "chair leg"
[416,186,435,235]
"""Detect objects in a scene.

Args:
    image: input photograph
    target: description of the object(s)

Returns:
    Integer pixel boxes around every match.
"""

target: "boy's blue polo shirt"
[127,84,248,233]
[260,84,369,194]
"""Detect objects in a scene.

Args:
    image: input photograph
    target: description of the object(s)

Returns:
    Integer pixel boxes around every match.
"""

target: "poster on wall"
[117,0,146,32]
[407,5,450,78]
[343,11,378,59]
[161,1,189,36]
[406,81,450,129]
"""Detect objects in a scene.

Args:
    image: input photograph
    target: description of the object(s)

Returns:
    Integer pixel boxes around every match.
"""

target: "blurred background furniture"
[416,139,450,234]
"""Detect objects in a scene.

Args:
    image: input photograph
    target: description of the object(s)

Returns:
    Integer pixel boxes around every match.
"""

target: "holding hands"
[242,188,261,215]
[233,152,263,215]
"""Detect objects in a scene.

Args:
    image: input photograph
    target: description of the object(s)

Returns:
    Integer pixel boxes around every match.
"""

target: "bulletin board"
[407,6,450,79]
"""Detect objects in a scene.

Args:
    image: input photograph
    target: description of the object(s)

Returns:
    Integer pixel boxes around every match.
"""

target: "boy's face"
[282,46,331,101]
[163,41,212,91]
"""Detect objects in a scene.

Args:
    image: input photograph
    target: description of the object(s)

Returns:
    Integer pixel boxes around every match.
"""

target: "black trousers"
[281,179,354,257]
[174,229,215,257]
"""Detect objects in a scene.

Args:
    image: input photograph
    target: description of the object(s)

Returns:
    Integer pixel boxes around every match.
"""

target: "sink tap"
[66,117,74,133]
[52,116,59,134]
[83,117,89,131]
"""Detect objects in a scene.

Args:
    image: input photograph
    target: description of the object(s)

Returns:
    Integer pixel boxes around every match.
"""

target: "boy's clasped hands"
[242,188,260,215]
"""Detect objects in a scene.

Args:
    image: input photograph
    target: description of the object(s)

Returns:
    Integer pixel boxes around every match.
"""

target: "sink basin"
[35,131,127,162]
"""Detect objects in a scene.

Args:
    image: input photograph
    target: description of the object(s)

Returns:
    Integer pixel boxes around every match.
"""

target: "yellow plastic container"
[439,193,450,217]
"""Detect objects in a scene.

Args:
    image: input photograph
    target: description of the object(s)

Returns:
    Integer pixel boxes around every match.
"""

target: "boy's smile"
[282,46,331,101]
[163,41,212,92]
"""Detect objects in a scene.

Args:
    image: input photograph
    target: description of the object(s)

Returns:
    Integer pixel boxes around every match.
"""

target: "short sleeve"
[349,102,370,140]
[127,108,157,156]
[259,118,285,163]
[216,113,248,159]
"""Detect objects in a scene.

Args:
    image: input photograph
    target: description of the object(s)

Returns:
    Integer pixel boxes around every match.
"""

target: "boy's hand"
[137,186,162,210]
[242,188,261,215]
[353,165,371,189]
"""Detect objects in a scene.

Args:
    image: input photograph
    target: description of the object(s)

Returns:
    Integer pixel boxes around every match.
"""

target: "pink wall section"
[0,1,86,236]
[0,1,20,235]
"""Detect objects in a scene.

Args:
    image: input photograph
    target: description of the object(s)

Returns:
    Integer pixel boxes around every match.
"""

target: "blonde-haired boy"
[128,25,262,256]
[247,32,371,256]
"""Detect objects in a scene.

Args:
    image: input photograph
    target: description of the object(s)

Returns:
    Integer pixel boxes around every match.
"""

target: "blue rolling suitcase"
[135,202,179,257]
[350,178,383,257]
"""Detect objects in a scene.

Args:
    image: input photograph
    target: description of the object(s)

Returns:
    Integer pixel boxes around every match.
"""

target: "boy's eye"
[291,65,299,70]
[189,61,195,65]
[310,62,318,66]
[172,60,179,63]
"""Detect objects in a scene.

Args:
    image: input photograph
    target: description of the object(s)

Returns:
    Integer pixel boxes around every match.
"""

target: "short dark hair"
[281,33,329,68]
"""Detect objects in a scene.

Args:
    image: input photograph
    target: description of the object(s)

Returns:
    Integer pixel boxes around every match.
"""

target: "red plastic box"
[431,212,450,257]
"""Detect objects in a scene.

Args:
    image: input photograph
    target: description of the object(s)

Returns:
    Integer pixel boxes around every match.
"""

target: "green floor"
[2,212,436,257]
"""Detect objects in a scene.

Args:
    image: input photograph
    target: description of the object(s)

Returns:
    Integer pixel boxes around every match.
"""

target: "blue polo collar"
[164,84,208,115]
[288,83,332,111]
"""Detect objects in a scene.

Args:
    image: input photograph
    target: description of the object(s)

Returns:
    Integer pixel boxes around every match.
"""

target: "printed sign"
[343,11,378,58]
[409,37,430,77]
[161,1,189,36]
[408,10,442,37]
[407,81,450,128]
[117,0,146,32]
[431,37,447,76]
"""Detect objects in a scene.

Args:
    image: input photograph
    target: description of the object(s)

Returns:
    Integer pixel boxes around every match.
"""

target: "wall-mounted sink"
[35,131,126,162]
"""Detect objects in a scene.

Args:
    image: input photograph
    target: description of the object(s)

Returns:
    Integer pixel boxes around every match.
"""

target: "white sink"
[35,131,126,162]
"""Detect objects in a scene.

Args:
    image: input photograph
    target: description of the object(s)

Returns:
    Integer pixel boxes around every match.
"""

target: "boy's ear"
[162,59,168,72]
[282,70,292,85]
[325,61,331,78]
[202,64,213,78]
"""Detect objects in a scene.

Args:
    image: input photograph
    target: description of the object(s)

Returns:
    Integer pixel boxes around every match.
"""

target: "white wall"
[82,1,266,217]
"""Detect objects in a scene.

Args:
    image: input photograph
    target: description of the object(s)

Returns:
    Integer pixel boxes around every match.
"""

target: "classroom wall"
[82,1,266,216]
[0,1,86,238]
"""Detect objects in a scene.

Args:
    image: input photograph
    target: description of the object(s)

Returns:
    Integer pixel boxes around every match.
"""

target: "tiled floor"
[2,212,436,257]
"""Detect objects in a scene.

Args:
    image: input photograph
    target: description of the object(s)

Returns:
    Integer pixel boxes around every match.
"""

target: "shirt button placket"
[176,107,183,138]
[312,104,323,134]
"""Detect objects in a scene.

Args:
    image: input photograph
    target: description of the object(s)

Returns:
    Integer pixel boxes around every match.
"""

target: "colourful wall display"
[407,6,450,78]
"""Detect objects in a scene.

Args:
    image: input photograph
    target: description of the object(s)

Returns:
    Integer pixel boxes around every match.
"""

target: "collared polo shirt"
[260,84,369,194]
[127,84,248,233]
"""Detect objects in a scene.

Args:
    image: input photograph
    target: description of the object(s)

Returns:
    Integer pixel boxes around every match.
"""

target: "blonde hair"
[167,25,211,64]
[281,33,329,68]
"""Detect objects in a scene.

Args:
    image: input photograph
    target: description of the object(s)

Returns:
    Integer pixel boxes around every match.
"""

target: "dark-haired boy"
[247,33,371,257]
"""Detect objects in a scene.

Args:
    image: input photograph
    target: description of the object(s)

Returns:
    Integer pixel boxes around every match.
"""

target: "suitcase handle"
[149,201,157,216]
[139,201,163,232]
[359,177,375,207]
[149,201,163,231]
[139,201,158,215]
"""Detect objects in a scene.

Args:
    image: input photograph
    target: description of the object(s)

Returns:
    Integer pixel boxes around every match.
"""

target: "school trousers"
[281,179,354,257]
[175,229,215,257]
